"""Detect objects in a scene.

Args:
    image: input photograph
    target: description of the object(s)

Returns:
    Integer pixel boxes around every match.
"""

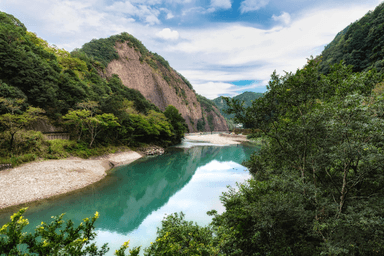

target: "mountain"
[0,11,228,153]
[77,33,227,132]
[212,92,264,120]
[0,11,227,140]
[319,2,384,74]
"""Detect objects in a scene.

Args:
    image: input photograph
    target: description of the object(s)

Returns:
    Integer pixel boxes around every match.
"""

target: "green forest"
[0,12,187,165]
[2,2,384,256]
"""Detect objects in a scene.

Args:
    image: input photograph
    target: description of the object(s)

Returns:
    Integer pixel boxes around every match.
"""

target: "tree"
[86,113,120,148]
[63,101,120,148]
[144,212,223,256]
[62,109,89,141]
[63,108,119,148]
[0,98,45,152]
[221,59,384,255]
[163,105,187,143]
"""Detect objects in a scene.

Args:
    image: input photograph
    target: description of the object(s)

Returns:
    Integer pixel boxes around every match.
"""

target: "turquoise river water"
[0,140,257,255]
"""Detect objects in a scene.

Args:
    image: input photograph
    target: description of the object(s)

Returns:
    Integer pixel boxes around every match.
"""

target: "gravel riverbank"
[0,151,143,210]
[185,133,248,145]
[0,135,247,210]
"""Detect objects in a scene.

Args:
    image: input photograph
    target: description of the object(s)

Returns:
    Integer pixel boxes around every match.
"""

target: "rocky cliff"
[102,40,227,132]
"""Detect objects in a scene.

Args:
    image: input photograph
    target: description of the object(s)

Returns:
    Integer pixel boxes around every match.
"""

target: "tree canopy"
[221,58,384,255]
[319,2,384,74]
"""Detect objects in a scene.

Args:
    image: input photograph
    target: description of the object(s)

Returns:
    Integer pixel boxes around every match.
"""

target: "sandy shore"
[0,151,143,210]
[185,133,248,145]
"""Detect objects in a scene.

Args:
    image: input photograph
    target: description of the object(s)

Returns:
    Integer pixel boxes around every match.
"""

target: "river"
[0,140,257,255]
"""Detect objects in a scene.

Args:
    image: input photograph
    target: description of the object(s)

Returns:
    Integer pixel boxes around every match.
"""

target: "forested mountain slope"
[319,2,384,73]
[77,34,227,132]
[213,91,263,120]
[0,11,191,155]
[0,10,228,160]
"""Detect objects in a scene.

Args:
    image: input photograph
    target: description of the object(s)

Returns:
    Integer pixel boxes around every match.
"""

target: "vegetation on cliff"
[78,32,227,132]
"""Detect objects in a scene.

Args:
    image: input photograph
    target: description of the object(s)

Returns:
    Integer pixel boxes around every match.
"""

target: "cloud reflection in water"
[94,158,251,255]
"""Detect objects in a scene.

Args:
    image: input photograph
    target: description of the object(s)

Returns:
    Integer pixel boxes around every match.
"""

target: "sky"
[0,0,382,99]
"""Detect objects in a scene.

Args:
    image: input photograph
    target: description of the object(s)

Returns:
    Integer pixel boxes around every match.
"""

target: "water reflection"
[0,143,256,255]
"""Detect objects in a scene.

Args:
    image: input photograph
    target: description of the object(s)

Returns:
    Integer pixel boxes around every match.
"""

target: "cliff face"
[105,41,228,132]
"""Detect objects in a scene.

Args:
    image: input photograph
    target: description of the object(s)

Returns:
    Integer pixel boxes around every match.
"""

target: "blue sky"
[0,0,382,99]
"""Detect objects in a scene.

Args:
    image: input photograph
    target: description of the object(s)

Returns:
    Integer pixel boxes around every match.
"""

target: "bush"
[0,130,45,157]
[0,208,140,256]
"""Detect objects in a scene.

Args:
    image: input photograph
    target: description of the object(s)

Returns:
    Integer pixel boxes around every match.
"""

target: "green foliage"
[213,92,264,120]
[222,58,384,255]
[176,72,193,90]
[151,52,170,71]
[144,212,222,256]
[63,102,120,148]
[196,118,206,132]
[164,105,188,143]
[210,176,320,255]
[79,37,119,68]
[0,153,37,166]
[207,114,214,132]
[0,208,139,256]
[128,110,174,147]
[196,94,217,113]
[0,12,61,113]
[0,81,27,104]
[0,98,46,152]
[79,32,152,69]
[319,2,384,74]
[224,118,235,130]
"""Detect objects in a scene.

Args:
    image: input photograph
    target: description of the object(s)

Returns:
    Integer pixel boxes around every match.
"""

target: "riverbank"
[0,151,143,210]
[0,135,247,210]
[185,133,248,145]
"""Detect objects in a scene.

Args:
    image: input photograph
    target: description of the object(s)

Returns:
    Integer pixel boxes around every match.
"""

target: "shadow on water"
[0,144,257,236]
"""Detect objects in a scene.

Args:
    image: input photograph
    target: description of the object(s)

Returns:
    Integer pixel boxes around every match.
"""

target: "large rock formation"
[104,41,227,132]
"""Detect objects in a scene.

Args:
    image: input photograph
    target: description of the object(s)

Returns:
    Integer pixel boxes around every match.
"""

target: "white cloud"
[272,11,291,25]
[129,0,162,4]
[166,4,379,97]
[156,28,179,40]
[0,0,381,99]
[159,8,175,19]
[166,12,174,19]
[191,81,262,99]
[239,0,269,13]
[182,6,205,16]
[211,0,232,9]
[106,1,161,25]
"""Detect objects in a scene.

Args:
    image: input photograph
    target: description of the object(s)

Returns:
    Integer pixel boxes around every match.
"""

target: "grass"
[0,131,132,167]
[64,142,128,159]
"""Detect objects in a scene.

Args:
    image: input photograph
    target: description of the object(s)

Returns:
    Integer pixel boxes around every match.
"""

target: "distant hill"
[319,2,384,74]
[213,92,264,120]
